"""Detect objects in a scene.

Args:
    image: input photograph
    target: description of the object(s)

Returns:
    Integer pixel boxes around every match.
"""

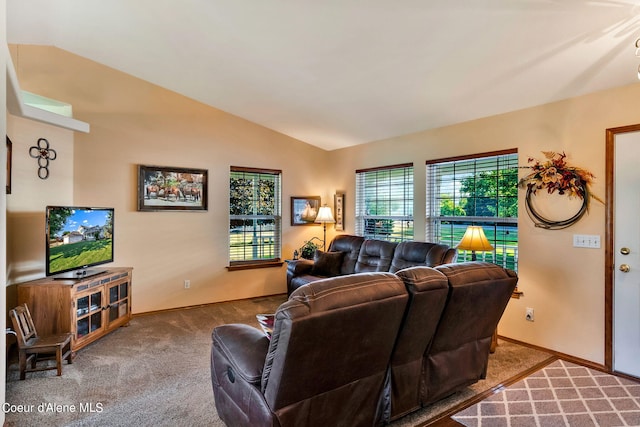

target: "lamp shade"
[315,206,335,223]
[456,226,494,252]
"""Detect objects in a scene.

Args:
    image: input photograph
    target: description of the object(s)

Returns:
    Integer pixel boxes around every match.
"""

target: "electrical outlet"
[184,279,191,289]
[525,307,534,322]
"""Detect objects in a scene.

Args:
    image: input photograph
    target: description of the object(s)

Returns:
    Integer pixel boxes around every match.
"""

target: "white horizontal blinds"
[229,167,282,263]
[356,163,414,242]
[426,150,518,270]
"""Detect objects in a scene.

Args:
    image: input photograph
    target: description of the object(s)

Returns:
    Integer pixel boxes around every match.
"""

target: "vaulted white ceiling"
[7,1,640,150]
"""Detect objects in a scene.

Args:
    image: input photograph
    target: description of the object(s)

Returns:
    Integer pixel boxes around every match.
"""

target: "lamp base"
[323,224,327,250]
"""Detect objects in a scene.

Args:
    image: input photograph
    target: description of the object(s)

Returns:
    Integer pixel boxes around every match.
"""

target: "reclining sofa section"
[211,262,518,427]
[212,272,408,427]
[286,234,458,296]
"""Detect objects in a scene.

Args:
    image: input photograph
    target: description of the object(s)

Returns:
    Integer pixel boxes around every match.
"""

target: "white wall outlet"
[525,307,534,322]
[184,279,191,289]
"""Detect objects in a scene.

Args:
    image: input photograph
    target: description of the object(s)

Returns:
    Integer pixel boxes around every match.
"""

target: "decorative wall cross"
[29,138,57,179]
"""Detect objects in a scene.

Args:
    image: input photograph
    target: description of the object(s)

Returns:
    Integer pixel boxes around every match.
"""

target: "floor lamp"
[315,205,336,250]
[456,225,494,261]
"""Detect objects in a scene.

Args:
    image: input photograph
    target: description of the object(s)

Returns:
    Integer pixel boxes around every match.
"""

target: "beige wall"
[2,0,8,422]
[7,45,332,313]
[326,83,640,364]
[7,43,640,364]
[6,117,74,283]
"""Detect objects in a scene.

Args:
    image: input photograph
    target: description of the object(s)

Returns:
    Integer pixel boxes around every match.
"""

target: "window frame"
[228,166,283,271]
[426,149,518,270]
[355,163,414,242]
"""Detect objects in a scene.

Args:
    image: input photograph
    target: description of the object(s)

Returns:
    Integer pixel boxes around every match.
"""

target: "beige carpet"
[5,295,551,427]
[453,359,640,427]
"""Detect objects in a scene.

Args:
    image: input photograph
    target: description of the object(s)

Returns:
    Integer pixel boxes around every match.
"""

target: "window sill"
[227,260,284,271]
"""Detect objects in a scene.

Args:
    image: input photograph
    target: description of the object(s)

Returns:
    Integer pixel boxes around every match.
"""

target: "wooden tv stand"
[17,267,133,352]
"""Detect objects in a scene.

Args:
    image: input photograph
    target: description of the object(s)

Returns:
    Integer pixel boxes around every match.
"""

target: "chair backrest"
[389,241,457,273]
[423,262,518,405]
[389,266,450,420]
[327,234,365,275]
[261,272,409,427]
[354,239,398,273]
[9,304,38,347]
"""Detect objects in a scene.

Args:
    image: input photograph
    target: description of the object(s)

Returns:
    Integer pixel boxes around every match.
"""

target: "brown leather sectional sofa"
[211,261,518,427]
[286,234,458,295]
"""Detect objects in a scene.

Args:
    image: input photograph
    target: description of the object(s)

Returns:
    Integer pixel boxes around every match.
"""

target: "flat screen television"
[46,206,115,279]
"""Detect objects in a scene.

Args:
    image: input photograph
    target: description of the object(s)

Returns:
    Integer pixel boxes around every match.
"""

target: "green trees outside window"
[427,151,518,270]
[229,167,281,264]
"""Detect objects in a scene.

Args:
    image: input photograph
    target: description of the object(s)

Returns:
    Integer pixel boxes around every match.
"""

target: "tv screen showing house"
[46,206,115,276]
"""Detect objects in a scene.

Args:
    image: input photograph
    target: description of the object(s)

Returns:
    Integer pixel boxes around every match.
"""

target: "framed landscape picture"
[291,196,320,225]
[138,165,208,211]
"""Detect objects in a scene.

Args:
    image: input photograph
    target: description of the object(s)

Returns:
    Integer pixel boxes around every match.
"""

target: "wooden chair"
[9,304,73,380]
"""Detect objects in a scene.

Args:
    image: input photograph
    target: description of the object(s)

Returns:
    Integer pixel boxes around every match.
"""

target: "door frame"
[604,123,640,373]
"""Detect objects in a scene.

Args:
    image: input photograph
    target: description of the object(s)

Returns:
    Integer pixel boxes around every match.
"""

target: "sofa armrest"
[286,259,314,287]
[212,323,270,384]
[442,248,458,264]
[287,259,314,276]
[211,324,276,425]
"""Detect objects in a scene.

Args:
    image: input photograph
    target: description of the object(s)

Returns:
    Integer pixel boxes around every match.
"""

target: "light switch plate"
[573,234,601,249]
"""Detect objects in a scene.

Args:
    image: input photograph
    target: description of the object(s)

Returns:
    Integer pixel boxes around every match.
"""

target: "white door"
[613,130,640,378]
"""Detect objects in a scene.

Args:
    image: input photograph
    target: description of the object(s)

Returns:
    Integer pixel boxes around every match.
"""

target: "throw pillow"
[311,250,344,277]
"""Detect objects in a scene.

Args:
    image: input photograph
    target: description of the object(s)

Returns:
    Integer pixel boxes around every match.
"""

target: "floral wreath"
[518,151,603,229]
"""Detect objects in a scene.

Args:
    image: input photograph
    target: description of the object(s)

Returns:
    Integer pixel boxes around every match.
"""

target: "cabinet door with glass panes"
[74,288,104,347]
[106,277,131,328]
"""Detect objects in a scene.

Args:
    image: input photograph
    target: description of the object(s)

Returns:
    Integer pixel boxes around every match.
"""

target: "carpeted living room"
[3,2,640,427]
[4,294,639,426]
[1,294,554,426]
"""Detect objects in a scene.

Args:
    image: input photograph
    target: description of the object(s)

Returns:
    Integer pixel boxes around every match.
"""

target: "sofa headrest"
[328,234,365,253]
[355,239,398,273]
[328,235,365,274]
[286,272,405,313]
[390,241,455,273]
[435,261,517,286]
[394,266,448,293]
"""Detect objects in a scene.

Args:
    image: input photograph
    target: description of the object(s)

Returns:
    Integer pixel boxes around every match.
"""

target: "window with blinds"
[426,150,518,270]
[229,167,281,266]
[355,163,414,242]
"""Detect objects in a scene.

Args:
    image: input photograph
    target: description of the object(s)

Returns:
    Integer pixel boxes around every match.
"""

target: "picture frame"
[138,165,208,211]
[334,193,344,231]
[6,136,12,195]
[291,196,321,225]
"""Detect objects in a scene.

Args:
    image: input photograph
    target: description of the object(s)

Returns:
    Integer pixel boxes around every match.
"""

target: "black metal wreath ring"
[29,138,57,180]
[525,186,589,230]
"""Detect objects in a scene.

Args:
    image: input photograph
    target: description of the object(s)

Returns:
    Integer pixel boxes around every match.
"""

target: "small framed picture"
[334,193,344,231]
[291,196,320,225]
[138,165,208,211]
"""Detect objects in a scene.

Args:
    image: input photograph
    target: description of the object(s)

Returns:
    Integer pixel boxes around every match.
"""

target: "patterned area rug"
[453,359,640,427]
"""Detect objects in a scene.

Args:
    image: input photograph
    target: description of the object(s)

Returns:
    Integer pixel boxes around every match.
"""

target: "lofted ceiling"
[6,0,640,150]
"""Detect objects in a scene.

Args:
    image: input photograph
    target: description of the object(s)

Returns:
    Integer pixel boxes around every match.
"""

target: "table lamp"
[456,225,493,261]
[314,205,336,250]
